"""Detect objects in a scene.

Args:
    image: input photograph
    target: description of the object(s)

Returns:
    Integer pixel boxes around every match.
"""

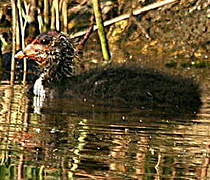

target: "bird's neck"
[40,53,74,86]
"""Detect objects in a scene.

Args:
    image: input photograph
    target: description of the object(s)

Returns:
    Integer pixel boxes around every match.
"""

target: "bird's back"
[59,64,202,114]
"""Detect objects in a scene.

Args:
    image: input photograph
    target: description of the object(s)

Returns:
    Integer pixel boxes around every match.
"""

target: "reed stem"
[92,0,110,62]
[10,0,17,84]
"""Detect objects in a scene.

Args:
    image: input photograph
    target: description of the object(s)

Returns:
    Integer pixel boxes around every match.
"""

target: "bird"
[15,31,201,115]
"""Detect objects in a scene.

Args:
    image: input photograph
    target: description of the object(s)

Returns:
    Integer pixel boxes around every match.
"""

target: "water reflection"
[0,82,210,179]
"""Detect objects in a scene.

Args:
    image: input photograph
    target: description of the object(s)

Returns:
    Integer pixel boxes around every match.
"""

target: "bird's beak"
[14,44,38,59]
[14,50,25,59]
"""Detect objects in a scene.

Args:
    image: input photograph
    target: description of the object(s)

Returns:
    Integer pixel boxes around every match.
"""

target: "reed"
[92,0,110,62]
[8,0,114,81]
[10,0,17,84]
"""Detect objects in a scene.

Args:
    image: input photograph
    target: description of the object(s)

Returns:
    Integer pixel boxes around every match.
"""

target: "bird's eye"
[40,38,51,45]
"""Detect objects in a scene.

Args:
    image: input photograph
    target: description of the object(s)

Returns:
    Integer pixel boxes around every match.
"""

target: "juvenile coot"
[15,31,201,114]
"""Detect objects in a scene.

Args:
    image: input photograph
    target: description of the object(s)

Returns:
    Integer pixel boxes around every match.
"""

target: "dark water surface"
[1,68,210,179]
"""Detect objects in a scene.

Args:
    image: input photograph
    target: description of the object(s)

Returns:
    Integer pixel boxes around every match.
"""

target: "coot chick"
[15,31,201,114]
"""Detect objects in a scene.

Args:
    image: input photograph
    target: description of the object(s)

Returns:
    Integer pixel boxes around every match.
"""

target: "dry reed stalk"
[55,0,60,31]
[10,0,17,84]
[17,0,27,82]
[62,0,68,32]
[43,0,49,30]
[51,0,56,30]
[51,0,60,31]
[37,8,44,32]
[71,0,177,38]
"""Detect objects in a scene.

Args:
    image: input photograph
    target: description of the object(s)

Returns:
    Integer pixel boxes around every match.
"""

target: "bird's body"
[15,31,201,114]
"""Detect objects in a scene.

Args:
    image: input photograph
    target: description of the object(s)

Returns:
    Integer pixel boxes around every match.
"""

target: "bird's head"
[15,31,75,67]
[15,31,75,83]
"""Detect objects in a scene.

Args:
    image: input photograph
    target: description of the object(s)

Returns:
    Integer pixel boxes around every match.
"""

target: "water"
[0,0,209,178]
[0,69,210,179]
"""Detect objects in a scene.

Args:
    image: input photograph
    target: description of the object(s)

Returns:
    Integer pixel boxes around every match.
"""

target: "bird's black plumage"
[15,31,202,114]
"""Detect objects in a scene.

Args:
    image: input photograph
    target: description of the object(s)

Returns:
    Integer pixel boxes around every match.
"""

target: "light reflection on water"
[0,80,210,179]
